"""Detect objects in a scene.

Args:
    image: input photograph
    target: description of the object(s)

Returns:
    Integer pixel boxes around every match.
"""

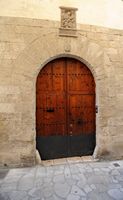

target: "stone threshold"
[41,156,99,167]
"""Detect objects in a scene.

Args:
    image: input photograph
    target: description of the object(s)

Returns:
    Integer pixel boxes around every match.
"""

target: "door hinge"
[96,105,98,113]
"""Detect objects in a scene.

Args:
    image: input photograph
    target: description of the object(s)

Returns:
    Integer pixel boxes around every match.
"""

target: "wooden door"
[36,58,95,160]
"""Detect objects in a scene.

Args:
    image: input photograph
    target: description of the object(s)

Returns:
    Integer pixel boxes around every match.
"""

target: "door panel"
[68,95,84,135]
[52,60,65,91]
[36,59,66,137]
[36,58,95,160]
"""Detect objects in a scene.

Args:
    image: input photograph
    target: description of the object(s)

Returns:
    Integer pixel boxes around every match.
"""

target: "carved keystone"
[59,6,78,37]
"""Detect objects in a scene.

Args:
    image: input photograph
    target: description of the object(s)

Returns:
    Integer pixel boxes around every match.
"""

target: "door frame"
[12,32,107,166]
[36,57,96,159]
[36,54,98,160]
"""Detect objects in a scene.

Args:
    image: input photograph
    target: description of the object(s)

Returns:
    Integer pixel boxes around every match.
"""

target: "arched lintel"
[13,33,105,83]
[38,53,97,84]
[12,33,107,163]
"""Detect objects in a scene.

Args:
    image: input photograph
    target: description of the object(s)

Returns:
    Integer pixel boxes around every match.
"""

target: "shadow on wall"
[0,169,9,179]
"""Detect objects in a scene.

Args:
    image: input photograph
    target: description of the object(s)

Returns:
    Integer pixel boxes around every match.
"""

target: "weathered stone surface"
[71,185,86,197]
[67,194,80,200]
[54,183,70,198]
[108,189,123,199]
[53,174,65,183]
[0,161,123,199]
[0,16,123,166]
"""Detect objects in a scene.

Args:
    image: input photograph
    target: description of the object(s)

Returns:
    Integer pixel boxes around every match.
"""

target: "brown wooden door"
[36,58,95,160]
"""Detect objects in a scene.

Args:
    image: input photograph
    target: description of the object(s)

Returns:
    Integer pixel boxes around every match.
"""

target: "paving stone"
[78,167,86,173]
[64,172,71,180]
[84,172,93,179]
[41,182,53,188]
[0,160,123,200]
[111,169,120,176]
[77,180,88,189]
[78,173,87,182]
[18,176,34,190]
[67,194,80,200]
[90,162,109,168]
[108,183,122,189]
[85,168,93,173]
[43,186,54,198]
[28,188,41,198]
[71,185,86,197]
[90,184,96,189]
[101,167,111,172]
[0,193,10,200]
[94,171,104,175]
[115,161,123,167]
[120,188,123,191]
[54,182,70,198]
[98,193,114,200]
[64,166,71,176]
[83,184,92,193]
[0,180,3,186]
[119,168,123,175]
[45,167,54,177]
[76,163,84,168]
[88,191,113,200]
[80,198,87,200]
[94,183,108,192]
[120,182,123,187]
[46,194,63,200]
[93,168,100,172]
[0,170,9,178]
[69,165,80,174]
[34,178,44,188]
[87,175,111,184]
[8,191,27,200]
[66,177,77,186]
[36,166,46,178]
[72,174,81,181]
[53,174,65,183]
[115,175,123,181]
[8,168,32,174]
[43,177,52,183]
[54,165,65,175]
[108,188,123,199]
[0,183,17,193]
[29,197,40,200]
[25,168,37,176]
[21,196,29,200]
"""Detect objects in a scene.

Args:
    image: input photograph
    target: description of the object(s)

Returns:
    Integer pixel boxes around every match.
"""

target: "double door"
[36,58,95,160]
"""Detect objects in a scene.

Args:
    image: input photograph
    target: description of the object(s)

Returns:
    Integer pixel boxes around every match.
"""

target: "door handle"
[77,119,83,125]
[46,108,54,112]
[96,105,98,113]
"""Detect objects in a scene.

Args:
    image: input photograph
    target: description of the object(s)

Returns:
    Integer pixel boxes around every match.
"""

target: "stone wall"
[0,16,123,167]
[0,0,123,29]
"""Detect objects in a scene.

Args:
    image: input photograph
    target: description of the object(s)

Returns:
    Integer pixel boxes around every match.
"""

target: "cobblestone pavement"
[0,159,123,200]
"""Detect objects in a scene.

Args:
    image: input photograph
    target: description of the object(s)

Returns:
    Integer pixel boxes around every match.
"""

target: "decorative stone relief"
[59,6,78,37]
[64,38,71,52]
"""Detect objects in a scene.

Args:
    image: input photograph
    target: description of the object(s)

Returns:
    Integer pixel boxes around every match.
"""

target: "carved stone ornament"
[59,6,78,37]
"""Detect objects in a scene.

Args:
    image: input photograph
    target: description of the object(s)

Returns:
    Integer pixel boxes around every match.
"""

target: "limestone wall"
[0,16,123,167]
[0,0,123,29]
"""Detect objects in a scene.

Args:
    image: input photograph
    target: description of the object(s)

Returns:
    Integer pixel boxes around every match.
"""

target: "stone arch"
[12,33,107,164]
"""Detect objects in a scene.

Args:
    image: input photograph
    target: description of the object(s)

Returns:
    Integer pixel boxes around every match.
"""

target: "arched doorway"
[36,57,96,160]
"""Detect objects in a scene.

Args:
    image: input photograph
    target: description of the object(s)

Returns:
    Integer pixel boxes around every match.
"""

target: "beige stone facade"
[1,0,123,30]
[0,16,123,167]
